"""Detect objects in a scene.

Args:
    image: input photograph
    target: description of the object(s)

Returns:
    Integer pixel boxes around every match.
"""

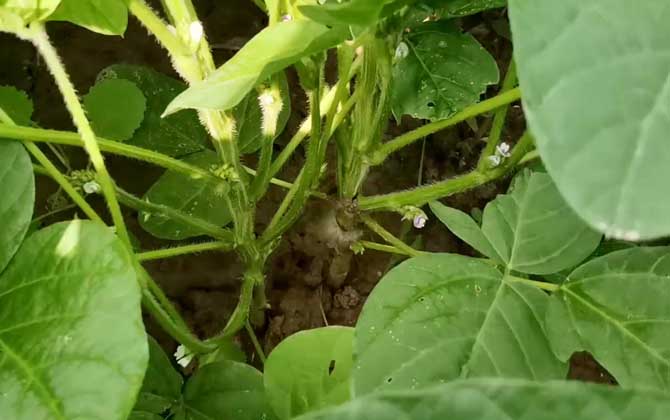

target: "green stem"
[27,24,132,247]
[208,269,259,341]
[127,0,189,55]
[0,109,104,225]
[268,56,362,181]
[358,240,421,257]
[250,136,275,200]
[477,59,518,170]
[518,149,540,166]
[369,88,522,166]
[245,321,267,364]
[116,186,236,242]
[359,214,424,258]
[359,131,533,211]
[262,71,326,243]
[26,144,104,224]
[142,288,215,353]
[505,275,560,292]
[137,240,234,262]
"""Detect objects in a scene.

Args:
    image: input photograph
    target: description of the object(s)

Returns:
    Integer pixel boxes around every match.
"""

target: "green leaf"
[48,0,128,35]
[139,150,231,240]
[0,220,148,420]
[0,0,61,23]
[98,64,209,157]
[297,379,670,420]
[299,0,390,26]
[132,337,183,417]
[84,78,146,142]
[429,201,501,262]
[264,326,354,420]
[546,246,670,391]
[391,21,499,121]
[0,85,33,125]
[178,361,276,420]
[422,0,506,18]
[509,0,670,240]
[354,253,565,396]
[0,141,34,274]
[165,20,347,114]
[233,72,291,154]
[481,171,601,275]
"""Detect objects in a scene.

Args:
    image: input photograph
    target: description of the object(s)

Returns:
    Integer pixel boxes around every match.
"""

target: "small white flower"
[394,42,409,60]
[496,142,511,158]
[83,181,101,195]
[487,155,502,167]
[281,14,293,22]
[174,345,194,368]
[413,214,427,229]
[189,21,204,44]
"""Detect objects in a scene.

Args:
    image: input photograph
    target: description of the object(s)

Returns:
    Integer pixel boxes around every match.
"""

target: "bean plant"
[0,0,669,419]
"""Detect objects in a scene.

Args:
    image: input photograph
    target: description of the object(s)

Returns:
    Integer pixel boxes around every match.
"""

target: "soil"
[0,1,612,382]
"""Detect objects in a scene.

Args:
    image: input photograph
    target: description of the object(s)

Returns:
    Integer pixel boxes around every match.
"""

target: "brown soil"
[0,1,613,382]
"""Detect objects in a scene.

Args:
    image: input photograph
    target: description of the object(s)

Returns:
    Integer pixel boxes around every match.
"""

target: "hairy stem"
[359,131,534,211]
[369,88,522,166]
[27,24,131,247]
[477,59,518,170]
[360,214,424,258]
[137,241,234,262]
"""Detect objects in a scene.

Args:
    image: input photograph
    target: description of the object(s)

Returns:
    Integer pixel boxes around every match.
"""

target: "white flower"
[413,214,427,229]
[174,345,194,368]
[83,181,101,195]
[496,142,511,158]
[281,14,293,22]
[394,42,409,60]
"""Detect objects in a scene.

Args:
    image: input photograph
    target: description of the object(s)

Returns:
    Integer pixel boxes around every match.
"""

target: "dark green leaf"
[481,171,601,274]
[509,0,670,240]
[84,78,146,142]
[98,64,209,157]
[391,21,499,121]
[546,246,670,390]
[354,253,565,396]
[165,20,348,114]
[265,326,354,420]
[0,220,148,420]
[179,361,276,420]
[132,336,183,417]
[139,150,231,240]
[48,0,128,35]
[0,141,34,274]
[298,379,670,420]
[233,72,291,154]
[0,85,33,125]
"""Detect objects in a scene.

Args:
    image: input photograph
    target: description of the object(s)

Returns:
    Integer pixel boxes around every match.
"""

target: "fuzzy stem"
[369,88,522,166]
[0,109,104,225]
[359,131,534,211]
[477,60,518,170]
[360,214,424,258]
[27,144,104,224]
[137,241,234,262]
[358,240,423,257]
[245,321,267,364]
[27,24,131,246]
[115,187,236,242]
